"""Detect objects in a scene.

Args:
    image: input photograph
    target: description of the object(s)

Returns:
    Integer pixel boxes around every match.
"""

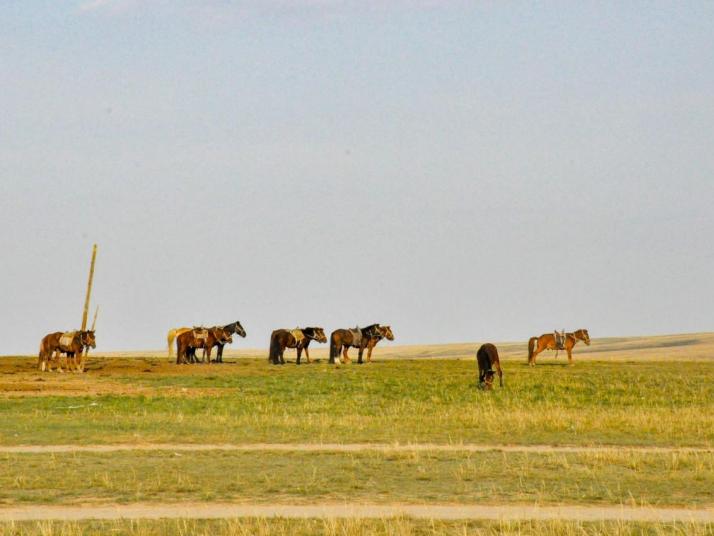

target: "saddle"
[349,327,362,347]
[193,327,209,341]
[554,330,566,351]
[59,331,77,349]
[290,328,305,344]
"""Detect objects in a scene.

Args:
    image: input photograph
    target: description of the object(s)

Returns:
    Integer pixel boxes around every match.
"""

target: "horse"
[38,330,96,372]
[176,327,232,364]
[167,327,192,358]
[527,328,591,366]
[329,324,394,364]
[210,321,246,363]
[476,343,503,389]
[268,327,327,365]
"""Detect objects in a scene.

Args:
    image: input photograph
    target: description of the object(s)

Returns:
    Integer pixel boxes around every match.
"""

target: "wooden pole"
[81,244,97,331]
[91,306,99,331]
[84,305,99,359]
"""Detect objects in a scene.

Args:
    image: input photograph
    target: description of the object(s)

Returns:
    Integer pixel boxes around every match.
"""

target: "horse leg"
[497,364,504,387]
[217,345,223,363]
[296,347,302,365]
[530,346,542,367]
[279,347,285,365]
[366,341,376,363]
[342,346,351,363]
[567,344,574,366]
[304,346,310,364]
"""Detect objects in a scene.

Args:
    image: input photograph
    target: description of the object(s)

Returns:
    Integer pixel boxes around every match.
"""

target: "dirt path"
[0,502,712,523]
[0,442,711,455]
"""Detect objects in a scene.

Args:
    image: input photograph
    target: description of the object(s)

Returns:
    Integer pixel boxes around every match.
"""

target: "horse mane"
[361,324,380,332]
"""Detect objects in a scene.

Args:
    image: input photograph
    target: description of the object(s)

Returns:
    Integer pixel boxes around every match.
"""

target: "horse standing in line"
[167,327,192,358]
[329,324,394,364]
[38,330,96,372]
[210,321,246,363]
[268,327,327,365]
[176,327,232,364]
[527,328,591,366]
[476,343,503,389]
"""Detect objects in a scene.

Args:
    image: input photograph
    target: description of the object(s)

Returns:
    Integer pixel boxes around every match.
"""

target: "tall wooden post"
[91,306,99,331]
[81,244,97,331]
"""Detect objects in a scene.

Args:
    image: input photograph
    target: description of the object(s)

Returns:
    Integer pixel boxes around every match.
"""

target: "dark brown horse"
[204,321,246,363]
[176,327,232,364]
[38,330,96,372]
[527,328,591,366]
[268,327,327,365]
[329,324,394,364]
[476,343,503,389]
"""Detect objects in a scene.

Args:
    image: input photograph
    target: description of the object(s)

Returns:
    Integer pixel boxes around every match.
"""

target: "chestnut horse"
[38,330,96,372]
[268,327,327,365]
[527,328,591,366]
[211,321,246,363]
[329,324,394,364]
[176,327,232,364]
[167,327,192,358]
[476,343,503,389]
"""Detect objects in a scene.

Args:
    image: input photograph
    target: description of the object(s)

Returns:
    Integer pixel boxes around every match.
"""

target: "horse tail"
[329,332,339,364]
[167,329,176,358]
[528,336,538,363]
[268,332,280,364]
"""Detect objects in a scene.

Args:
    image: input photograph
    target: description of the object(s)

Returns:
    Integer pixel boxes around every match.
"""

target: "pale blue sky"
[1,1,713,353]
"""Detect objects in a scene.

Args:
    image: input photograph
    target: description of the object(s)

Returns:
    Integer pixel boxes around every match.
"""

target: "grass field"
[0,333,713,533]
[1,518,712,536]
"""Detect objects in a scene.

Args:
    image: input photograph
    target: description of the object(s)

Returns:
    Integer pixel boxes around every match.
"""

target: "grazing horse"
[329,324,395,364]
[38,330,96,372]
[268,327,327,365]
[527,328,591,366]
[210,321,246,363]
[476,343,503,389]
[176,327,232,364]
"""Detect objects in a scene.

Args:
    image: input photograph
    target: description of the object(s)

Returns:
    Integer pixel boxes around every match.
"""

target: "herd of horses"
[36,322,591,383]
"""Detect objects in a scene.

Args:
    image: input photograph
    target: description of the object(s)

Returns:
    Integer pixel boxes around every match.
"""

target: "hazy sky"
[1,1,713,354]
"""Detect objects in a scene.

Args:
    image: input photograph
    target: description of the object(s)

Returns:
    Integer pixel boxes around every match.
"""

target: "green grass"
[1,518,712,536]
[1,360,712,446]
[1,449,712,506]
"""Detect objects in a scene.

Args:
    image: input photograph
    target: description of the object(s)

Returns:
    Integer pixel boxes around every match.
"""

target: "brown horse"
[268,327,327,365]
[211,321,246,363]
[476,343,503,389]
[38,330,96,372]
[527,328,591,366]
[329,324,394,364]
[176,327,232,364]
[167,327,192,358]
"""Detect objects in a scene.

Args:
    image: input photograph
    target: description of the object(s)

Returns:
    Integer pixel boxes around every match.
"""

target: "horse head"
[81,330,97,349]
[304,327,327,343]
[379,325,395,341]
[578,329,591,345]
[213,327,233,344]
[480,370,495,390]
[233,321,247,338]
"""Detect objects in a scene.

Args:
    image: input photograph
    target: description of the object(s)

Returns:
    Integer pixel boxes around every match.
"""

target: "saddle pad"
[290,329,305,343]
[60,332,76,348]
[194,329,208,340]
[349,328,362,347]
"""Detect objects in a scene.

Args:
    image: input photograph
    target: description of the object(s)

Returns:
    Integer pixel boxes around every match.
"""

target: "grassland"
[1,518,713,536]
[0,449,712,506]
[0,357,712,447]
[0,333,712,531]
